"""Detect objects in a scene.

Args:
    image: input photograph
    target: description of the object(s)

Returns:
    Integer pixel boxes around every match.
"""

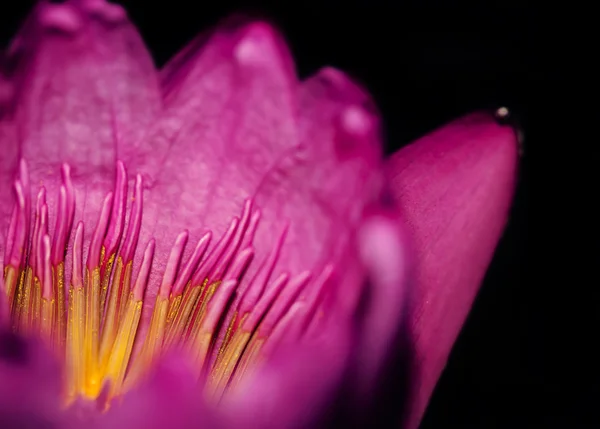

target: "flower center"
[2,160,328,409]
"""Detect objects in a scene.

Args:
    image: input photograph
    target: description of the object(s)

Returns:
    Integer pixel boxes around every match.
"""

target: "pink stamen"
[132,240,155,300]
[2,159,337,404]
[202,279,237,338]
[171,232,212,296]
[210,200,253,280]
[238,225,288,316]
[262,302,308,357]
[103,161,127,261]
[120,175,143,263]
[36,204,48,281]
[191,217,239,286]
[224,247,255,282]
[87,193,114,270]
[61,164,75,235]
[257,270,311,336]
[30,188,47,276]
[242,272,289,331]
[41,235,53,299]
[50,186,69,265]
[299,264,335,335]
[72,222,84,288]
[241,209,261,250]
[158,231,188,298]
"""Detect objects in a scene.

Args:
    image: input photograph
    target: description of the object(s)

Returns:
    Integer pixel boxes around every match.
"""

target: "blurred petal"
[0,278,7,328]
[99,355,216,429]
[0,331,65,428]
[355,210,410,398]
[1,0,160,240]
[387,112,518,428]
[224,322,351,429]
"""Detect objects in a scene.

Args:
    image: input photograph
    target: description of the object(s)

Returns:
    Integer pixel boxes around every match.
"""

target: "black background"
[0,1,571,428]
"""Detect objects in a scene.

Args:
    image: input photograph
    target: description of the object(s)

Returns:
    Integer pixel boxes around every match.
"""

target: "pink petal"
[0,67,19,268]
[99,355,216,429]
[128,19,299,305]
[386,111,518,428]
[223,321,352,429]
[0,332,66,428]
[354,210,410,400]
[0,126,18,269]
[133,21,384,335]
[0,278,7,327]
[252,66,383,288]
[0,0,160,244]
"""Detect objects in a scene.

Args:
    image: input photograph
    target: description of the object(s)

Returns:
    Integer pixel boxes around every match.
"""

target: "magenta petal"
[224,323,351,429]
[129,20,300,298]
[0,278,7,326]
[0,332,65,428]
[0,58,19,267]
[250,67,383,316]
[1,1,160,241]
[354,211,410,398]
[386,112,518,428]
[0,120,18,267]
[99,355,215,429]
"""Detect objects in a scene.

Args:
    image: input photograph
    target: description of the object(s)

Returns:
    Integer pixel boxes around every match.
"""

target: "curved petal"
[0,331,65,428]
[1,0,160,244]
[386,112,518,428]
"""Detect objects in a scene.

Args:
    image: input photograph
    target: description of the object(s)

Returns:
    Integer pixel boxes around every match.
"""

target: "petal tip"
[81,0,128,24]
[233,22,280,65]
[38,4,83,34]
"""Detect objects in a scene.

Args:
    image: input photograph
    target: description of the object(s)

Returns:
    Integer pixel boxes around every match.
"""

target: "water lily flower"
[0,1,518,428]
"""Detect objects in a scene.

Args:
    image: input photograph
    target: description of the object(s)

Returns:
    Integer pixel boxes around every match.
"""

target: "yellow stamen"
[166,289,184,327]
[40,297,55,343]
[164,281,204,348]
[4,266,18,311]
[104,294,143,399]
[66,285,85,402]
[18,267,34,333]
[83,266,101,397]
[1,161,298,410]
[54,262,66,355]
[98,256,130,374]
[129,295,170,383]
[99,248,115,311]
[229,334,265,390]
[12,269,26,328]
[187,281,221,342]
[32,276,41,331]
[119,261,133,325]
[208,328,252,400]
